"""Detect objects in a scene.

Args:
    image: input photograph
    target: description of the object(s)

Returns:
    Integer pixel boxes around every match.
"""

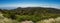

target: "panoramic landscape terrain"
[0,0,60,23]
[0,7,60,23]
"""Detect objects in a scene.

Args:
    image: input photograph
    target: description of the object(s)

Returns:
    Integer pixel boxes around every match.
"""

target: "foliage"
[0,7,60,23]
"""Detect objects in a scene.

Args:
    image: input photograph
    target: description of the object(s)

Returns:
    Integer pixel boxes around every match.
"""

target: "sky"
[0,0,60,9]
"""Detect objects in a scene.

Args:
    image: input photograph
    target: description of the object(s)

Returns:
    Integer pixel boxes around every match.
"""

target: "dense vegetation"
[0,7,60,23]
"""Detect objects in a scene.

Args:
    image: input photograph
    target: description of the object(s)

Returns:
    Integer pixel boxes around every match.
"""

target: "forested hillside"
[0,7,60,23]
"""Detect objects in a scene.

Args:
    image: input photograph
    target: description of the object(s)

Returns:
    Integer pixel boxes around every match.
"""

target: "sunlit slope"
[0,13,20,23]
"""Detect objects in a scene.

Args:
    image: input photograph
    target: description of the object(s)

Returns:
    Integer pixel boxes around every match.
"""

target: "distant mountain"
[0,7,60,14]
[11,7,60,14]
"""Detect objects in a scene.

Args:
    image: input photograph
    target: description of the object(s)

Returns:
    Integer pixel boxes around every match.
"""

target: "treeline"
[0,7,60,22]
[1,7,60,14]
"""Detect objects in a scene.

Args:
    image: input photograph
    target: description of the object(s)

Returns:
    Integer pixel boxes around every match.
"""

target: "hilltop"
[0,7,60,23]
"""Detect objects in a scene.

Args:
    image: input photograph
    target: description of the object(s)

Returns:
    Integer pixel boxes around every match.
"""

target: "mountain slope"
[0,7,60,23]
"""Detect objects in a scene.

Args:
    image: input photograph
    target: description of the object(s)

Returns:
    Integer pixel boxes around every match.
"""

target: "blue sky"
[0,0,60,9]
